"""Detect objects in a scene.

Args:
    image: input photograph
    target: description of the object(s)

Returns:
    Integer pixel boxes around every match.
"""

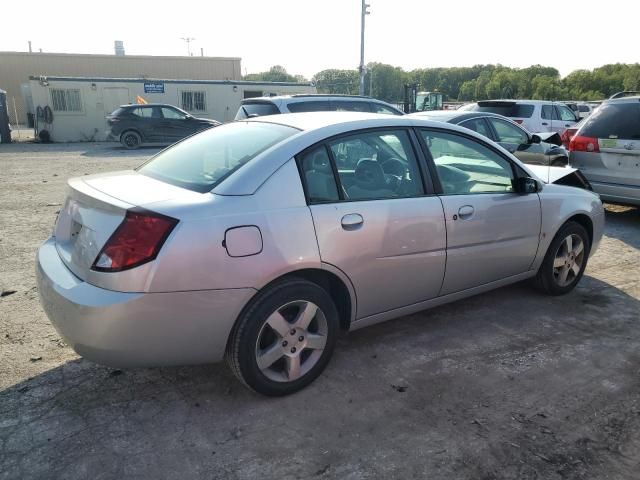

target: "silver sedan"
[36,113,605,395]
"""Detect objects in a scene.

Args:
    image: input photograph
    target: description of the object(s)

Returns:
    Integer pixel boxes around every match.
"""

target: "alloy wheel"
[255,300,328,382]
[552,234,585,287]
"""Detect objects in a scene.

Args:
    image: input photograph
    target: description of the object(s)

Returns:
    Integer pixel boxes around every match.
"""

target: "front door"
[486,116,546,166]
[299,129,447,319]
[417,128,541,295]
[159,106,190,142]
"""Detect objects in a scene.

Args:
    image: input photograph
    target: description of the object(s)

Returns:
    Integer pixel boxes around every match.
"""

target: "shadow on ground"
[604,204,639,249]
[2,276,640,480]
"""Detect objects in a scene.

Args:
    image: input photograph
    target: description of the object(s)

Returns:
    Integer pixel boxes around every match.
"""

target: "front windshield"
[137,121,299,192]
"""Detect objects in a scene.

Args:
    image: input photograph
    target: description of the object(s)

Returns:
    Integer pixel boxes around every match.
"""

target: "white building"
[26,76,316,142]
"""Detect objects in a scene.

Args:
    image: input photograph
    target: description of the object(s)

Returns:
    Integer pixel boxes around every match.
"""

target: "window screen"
[50,89,82,112]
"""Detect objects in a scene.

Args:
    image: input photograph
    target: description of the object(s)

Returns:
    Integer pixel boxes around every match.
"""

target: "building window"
[181,91,206,112]
[50,88,82,112]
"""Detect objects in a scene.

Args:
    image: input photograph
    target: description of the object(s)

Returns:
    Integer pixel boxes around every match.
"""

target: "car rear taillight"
[569,135,600,153]
[512,119,523,124]
[91,209,178,272]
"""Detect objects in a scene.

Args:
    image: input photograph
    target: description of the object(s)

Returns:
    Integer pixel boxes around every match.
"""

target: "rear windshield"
[138,122,299,192]
[579,102,640,139]
[465,102,535,118]
[287,101,333,113]
[234,102,280,120]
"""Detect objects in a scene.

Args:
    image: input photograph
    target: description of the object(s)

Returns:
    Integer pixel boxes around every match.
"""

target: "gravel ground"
[1,142,639,480]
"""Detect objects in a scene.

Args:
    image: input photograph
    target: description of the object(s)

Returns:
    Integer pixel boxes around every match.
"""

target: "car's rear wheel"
[226,278,339,396]
[120,130,142,149]
[533,221,590,295]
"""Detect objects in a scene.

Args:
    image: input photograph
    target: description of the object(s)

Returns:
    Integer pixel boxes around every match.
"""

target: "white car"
[460,100,579,134]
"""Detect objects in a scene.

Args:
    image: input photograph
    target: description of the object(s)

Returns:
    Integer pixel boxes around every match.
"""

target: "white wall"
[28,79,316,142]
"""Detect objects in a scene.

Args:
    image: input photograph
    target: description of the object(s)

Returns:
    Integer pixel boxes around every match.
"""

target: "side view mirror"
[515,176,541,194]
[530,134,541,144]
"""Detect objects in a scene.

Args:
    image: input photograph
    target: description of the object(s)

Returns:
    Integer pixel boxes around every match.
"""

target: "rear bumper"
[36,237,256,367]
[591,181,640,207]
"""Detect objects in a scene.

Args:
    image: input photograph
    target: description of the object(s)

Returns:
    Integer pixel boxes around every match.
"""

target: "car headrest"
[355,159,386,189]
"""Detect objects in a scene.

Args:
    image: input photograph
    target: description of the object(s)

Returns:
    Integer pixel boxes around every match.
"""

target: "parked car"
[560,118,585,148]
[577,103,598,119]
[234,94,404,120]
[410,110,569,166]
[106,104,220,149]
[460,100,579,134]
[37,112,604,396]
[569,96,640,206]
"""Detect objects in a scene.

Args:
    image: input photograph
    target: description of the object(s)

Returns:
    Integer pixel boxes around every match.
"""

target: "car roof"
[242,94,392,104]
[410,110,514,123]
[119,103,177,108]
[213,112,536,195]
[475,99,571,105]
[603,96,640,104]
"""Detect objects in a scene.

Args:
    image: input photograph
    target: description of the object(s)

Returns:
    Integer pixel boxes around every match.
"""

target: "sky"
[1,0,637,79]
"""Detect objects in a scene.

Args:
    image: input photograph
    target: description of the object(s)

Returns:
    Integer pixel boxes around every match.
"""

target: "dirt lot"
[1,142,639,480]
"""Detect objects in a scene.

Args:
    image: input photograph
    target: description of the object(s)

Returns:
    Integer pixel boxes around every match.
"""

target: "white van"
[460,100,579,134]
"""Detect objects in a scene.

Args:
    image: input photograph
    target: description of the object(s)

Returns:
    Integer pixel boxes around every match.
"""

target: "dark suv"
[234,95,404,120]
[107,104,220,149]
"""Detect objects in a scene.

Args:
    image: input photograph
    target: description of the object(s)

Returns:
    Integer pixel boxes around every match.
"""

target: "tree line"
[244,63,640,104]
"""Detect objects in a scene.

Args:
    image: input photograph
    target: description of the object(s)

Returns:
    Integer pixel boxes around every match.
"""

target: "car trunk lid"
[54,171,197,284]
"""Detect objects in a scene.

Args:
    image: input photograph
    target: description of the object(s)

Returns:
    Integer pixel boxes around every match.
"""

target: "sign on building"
[143,82,165,94]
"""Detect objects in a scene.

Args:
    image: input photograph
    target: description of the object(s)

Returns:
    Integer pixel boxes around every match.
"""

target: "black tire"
[551,157,568,167]
[226,278,339,396]
[120,130,142,149]
[533,221,590,295]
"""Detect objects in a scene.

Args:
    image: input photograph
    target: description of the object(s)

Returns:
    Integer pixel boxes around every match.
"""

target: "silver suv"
[569,96,640,206]
[234,94,404,119]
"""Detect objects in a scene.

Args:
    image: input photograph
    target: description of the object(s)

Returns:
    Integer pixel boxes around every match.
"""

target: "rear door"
[300,129,447,319]
[555,104,578,132]
[130,106,163,142]
[570,101,640,189]
[417,128,541,295]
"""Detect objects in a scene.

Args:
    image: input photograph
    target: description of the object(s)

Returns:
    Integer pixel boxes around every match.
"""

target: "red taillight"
[91,209,178,272]
[513,119,523,124]
[569,135,600,153]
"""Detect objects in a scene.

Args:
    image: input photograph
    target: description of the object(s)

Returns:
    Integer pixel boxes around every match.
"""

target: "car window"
[299,146,340,203]
[541,105,560,121]
[234,102,280,120]
[287,101,332,113]
[579,102,640,140]
[332,101,371,112]
[131,107,153,118]
[557,105,577,122]
[578,105,590,112]
[419,130,514,195]
[459,118,492,139]
[162,107,186,120]
[328,130,424,201]
[468,103,534,118]
[488,118,528,144]
[371,103,402,115]
[138,122,298,193]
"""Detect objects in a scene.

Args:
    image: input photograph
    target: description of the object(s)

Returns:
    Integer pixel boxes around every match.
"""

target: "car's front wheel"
[534,221,590,295]
[226,278,339,396]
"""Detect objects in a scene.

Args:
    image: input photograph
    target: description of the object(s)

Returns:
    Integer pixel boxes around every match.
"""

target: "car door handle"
[541,122,549,126]
[341,213,363,230]
[456,205,474,220]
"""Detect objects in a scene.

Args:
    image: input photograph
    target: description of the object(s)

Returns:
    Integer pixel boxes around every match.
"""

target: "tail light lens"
[92,209,178,272]
[512,119,523,124]
[569,135,600,153]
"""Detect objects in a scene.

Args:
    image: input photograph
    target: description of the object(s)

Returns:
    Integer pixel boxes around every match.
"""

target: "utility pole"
[180,37,195,56]
[359,0,370,96]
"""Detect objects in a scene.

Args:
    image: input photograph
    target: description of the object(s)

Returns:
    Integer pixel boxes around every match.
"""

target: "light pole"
[359,0,370,96]
[180,37,196,56]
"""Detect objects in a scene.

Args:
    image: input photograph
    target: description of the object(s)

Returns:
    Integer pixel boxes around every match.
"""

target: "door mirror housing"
[515,176,541,194]
[530,134,541,144]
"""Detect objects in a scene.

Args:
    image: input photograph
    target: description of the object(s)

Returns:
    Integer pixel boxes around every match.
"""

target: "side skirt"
[350,270,536,331]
